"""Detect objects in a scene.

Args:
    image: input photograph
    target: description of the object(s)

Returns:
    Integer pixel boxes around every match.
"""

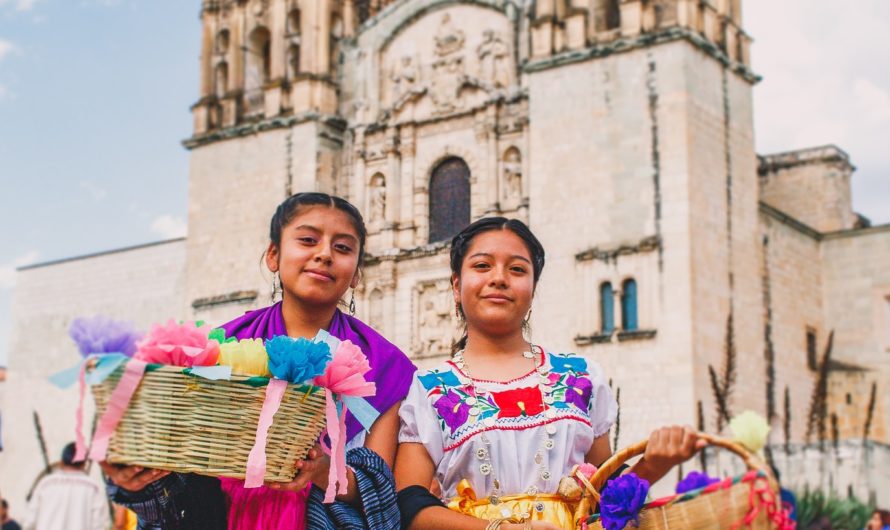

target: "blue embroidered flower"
[549,353,588,374]
[419,370,462,391]
[265,336,332,383]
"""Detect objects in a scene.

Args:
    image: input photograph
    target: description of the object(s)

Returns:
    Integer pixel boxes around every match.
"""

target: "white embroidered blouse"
[398,348,618,500]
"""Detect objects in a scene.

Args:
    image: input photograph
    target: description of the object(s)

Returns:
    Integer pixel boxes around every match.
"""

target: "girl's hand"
[636,425,707,481]
[265,444,330,492]
[99,461,170,492]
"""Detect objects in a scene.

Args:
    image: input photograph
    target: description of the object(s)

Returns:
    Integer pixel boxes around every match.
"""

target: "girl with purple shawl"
[103,193,415,529]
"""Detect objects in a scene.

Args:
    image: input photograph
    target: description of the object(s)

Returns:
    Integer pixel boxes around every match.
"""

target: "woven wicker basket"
[91,363,327,482]
[580,433,782,530]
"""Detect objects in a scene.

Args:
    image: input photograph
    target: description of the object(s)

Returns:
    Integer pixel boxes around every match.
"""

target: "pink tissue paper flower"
[134,320,220,367]
[313,340,375,397]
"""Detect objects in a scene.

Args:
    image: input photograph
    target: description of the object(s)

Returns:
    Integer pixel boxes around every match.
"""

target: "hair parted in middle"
[449,217,546,353]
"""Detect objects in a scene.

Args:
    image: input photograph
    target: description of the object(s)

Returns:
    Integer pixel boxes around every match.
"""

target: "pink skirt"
[219,477,309,529]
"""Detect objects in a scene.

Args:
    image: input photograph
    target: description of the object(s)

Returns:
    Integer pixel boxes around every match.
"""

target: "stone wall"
[0,239,186,513]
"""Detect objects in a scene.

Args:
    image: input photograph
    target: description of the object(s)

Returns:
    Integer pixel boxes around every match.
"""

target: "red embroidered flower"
[492,386,544,418]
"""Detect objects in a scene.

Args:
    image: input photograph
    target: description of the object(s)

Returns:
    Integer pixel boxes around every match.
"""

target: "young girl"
[101,192,416,529]
[395,217,704,530]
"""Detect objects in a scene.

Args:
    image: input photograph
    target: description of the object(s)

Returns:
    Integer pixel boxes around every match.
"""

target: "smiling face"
[453,228,535,338]
[265,205,361,309]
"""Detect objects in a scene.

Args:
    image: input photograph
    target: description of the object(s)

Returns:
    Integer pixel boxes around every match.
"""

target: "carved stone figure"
[435,13,465,57]
[503,148,522,200]
[390,55,418,103]
[477,30,510,89]
[415,280,456,356]
[369,174,386,223]
[431,56,464,113]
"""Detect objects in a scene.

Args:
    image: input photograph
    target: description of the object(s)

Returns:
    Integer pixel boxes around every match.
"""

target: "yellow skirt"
[446,480,578,529]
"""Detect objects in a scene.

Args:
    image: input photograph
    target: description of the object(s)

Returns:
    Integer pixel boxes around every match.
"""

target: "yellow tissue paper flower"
[218,338,271,377]
[729,410,770,455]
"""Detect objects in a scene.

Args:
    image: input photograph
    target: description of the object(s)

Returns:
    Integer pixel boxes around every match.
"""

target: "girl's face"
[266,205,361,308]
[453,228,534,338]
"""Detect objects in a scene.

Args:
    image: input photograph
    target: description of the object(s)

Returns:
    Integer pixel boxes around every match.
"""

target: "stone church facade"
[3,0,889,509]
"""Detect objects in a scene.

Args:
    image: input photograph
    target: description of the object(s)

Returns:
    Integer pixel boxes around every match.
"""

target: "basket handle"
[582,432,762,504]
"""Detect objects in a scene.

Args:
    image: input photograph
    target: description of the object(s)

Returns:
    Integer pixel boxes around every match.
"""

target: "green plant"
[795,488,873,530]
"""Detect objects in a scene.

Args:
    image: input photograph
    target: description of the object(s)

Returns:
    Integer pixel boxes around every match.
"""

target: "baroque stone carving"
[431,56,465,113]
[390,55,419,102]
[413,279,458,356]
[434,14,465,57]
[369,173,386,223]
[503,147,522,201]
[477,30,510,89]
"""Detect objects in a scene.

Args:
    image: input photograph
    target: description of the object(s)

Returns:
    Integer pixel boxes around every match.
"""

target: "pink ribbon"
[89,359,148,461]
[732,475,796,530]
[244,378,288,488]
[313,340,376,503]
[73,361,90,462]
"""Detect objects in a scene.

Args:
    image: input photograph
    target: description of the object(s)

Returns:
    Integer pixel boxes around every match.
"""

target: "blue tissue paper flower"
[265,336,332,383]
[675,471,719,494]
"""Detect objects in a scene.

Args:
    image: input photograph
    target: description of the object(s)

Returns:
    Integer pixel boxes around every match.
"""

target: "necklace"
[453,344,556,511]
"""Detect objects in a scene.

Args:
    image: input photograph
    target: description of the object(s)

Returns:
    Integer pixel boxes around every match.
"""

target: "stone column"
[352,128,367,220]
[399,125,416,247]
[613,284,624,332]
[384,130,401,248]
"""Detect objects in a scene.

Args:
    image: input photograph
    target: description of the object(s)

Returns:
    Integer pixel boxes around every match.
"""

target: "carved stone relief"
[477,30,510,89]
[413,279,459,357]
[502,147,523,203]
[369,173,386,223]
[390,55,419,103]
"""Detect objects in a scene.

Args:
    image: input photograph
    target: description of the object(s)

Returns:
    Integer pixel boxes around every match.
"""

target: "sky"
[0,0,888,365]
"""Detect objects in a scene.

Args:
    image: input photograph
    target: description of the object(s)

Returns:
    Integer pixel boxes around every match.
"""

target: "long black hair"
[269,192,368,264]
[450,217,545,352]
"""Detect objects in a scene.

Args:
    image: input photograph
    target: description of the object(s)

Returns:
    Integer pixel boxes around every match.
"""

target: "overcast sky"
[0,0,888,365]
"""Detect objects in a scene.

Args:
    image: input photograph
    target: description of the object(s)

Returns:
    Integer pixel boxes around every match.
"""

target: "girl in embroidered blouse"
[101,193,415,530]
[395,217,705,530]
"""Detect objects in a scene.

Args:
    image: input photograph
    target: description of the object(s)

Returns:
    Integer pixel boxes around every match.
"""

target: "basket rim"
[97,362,324,392]
[585,469,768,522]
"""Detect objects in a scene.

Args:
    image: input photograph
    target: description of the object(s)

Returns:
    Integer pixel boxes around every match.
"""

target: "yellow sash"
[446,479,577,529]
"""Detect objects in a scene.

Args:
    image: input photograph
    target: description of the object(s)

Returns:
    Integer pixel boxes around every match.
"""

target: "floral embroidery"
[491,386,544,418]
[419,352,594,437]
[550,353,588,374]
[563,374,593,411]
[434,390,471,431]
[419,369,462,391]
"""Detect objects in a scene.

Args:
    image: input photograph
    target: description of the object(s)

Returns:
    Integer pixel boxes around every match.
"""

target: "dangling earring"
[349,290,356,316]
[454,302,463,319]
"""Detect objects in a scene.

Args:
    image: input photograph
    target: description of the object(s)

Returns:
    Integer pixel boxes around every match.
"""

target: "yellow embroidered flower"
[218,338,271,377]
[729,410,771,455]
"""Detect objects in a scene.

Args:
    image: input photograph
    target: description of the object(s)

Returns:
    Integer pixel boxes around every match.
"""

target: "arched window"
[287,8,301,36]
[288,44,301,78]
[621,279,638,331]
[600,282,614,333]
[246,27,271,91]
[428,157,470,243]
[214,61,228,98]
[215,29,230,55]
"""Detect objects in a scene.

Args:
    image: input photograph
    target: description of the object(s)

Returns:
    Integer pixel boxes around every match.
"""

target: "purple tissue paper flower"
[69,316,143,357]
[600,473,650,530]
[675,471,720,494]
[434,390,470,431]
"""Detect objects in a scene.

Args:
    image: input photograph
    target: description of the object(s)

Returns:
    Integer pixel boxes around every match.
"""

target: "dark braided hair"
[450,217,545,353]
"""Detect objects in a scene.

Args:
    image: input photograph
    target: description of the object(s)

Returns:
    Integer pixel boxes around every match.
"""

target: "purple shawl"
[220,302,416,441]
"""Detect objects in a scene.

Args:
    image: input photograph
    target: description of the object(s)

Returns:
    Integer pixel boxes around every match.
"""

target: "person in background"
[866,509,890,530]
[22,443,109,530]
[1,499,22,530]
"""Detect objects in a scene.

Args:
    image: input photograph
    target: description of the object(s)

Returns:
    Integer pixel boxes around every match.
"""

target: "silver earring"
[349,290,356,316]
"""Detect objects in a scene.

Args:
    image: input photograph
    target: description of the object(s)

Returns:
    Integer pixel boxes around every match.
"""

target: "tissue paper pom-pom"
[729,410,771,455]
[265,336,331,384]
[314,340,375,396]
[69,316,142,357]
[675,471,719,494]
[219,338,271,377]
[134,320,220,367]
[600,473,650,530]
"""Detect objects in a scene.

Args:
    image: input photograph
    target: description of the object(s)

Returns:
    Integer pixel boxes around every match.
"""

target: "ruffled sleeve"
[398,375,445,465]
[587,361,618,438]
